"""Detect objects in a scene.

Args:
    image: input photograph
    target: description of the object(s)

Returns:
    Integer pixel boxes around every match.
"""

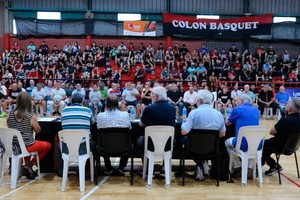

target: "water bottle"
[182,106,187,120]
[130,107,135,121]
[226,108,231,116]
[46,101,51,117]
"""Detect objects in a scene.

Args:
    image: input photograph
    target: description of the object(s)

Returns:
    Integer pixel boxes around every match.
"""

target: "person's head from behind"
[71,93,83,105]
[285,97,300,115]
[151,86,167,104]
[197,90,213,106]
[105,94,119,111]
[15,92,32,119]
[236,94,250,106]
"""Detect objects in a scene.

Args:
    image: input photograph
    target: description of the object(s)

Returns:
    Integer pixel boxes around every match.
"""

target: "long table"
[37,118,235,173]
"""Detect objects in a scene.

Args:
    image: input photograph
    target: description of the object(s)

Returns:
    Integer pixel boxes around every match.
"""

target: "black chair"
[95,128,133,185]
[180,129,220,186]
[275,133,300,184]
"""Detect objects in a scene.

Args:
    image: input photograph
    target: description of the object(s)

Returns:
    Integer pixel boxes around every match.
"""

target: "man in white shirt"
[183,86,198,113]
[121,82,141,118]
[231,84,242,106]
[31,83,46,114]
[49,82,66,115]
[97,94,131,175]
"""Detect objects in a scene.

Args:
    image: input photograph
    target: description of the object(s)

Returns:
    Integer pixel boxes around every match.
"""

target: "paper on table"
[38,117,55,122]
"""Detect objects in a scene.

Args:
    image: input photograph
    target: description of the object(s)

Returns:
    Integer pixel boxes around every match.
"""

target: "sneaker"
[202,160,210,176]
[0,112,7,118]
[265,164,283,176]
[195,166,204,181]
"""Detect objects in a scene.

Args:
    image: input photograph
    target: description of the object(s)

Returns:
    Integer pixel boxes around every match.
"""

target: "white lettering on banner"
[293,92,300,98]
[171,20,260,31]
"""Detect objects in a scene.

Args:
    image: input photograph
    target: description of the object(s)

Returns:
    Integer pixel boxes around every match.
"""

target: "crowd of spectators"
[0,41,300,90]
[0,40,298,118]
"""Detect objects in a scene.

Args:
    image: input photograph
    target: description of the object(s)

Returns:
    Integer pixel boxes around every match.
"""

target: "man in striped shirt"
[57,93,94,177]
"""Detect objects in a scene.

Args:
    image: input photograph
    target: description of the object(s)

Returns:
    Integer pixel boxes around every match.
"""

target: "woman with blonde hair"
[7,92,51,179]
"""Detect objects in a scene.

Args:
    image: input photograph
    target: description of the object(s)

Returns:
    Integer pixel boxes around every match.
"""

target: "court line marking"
[280,172,300,188]
[80,158,120,200]
[0,173,50,199]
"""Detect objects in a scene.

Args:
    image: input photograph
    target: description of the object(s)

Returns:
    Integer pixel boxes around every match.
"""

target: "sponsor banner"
[162,13,272,38]
[285,88,300,99]
[123,21,156,36]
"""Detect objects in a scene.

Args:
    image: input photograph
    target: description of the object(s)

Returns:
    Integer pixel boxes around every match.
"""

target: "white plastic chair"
[229,126,267,187]
[0,128,40,189]
[58,130,94,192]
[142,126,175,189]
[264,107,273,120]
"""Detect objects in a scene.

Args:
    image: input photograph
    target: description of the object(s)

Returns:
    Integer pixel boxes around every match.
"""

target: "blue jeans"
[168,102,184,116]
[88,101,103,115]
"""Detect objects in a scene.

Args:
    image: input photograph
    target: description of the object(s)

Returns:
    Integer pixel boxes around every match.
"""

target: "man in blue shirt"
[225,94,260,177]
[275,86,289,115]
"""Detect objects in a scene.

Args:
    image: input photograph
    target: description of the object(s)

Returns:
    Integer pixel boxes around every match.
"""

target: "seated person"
[97,94,131,175]
[225,94,260,177]
[58,93,94,177]
[262,97,300,175]
[88,84,103,115]
[7,92,51,179]
[167,83,183,118]
[141,82,152,115]
[181,90,226,180]
[3,83,22,115]
[134,66,145,82]
[31,83,46,115]
[275,86,289,115]
[49,82,67,115]
[121,82,141,118]
[258,84,277,117]
[217,87,232,115]
[183,86,198,112]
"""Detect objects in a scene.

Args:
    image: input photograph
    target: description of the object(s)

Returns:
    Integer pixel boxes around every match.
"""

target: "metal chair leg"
[276,154,281,184]
[182,145,185,186]
[294,152,300,178]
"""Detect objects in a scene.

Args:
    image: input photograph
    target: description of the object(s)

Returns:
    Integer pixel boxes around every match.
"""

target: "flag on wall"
[162,13,273,38]
[123,21,156,36]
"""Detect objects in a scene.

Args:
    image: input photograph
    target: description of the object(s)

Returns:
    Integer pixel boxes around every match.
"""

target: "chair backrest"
[144,126,175,158]
[187,129,220,156]
[98,128,131,154]
[235,126,267,156]
[58,129,90,159]
[0,127,30,157]
[282,133,300,155]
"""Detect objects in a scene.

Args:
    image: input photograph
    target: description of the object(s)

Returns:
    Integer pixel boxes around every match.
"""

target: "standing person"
[7,92,51,179]
[262,97,300,175]
[58,93,94,177]
[181,90,226,180]
[97,94,131,175]
[225,94,260,178]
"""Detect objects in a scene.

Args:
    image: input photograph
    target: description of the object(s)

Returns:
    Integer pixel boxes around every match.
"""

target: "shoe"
[0,112,7,118]
[104,170,114,176]
[22,166,36,180]
[195,166,204,181]
[114,169,125,176]
[247,168,253,179]
[265,164,283,176]
[232,167,241,178]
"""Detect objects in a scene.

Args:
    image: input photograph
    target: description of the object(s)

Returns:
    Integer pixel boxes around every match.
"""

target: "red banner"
[163,13,273,38]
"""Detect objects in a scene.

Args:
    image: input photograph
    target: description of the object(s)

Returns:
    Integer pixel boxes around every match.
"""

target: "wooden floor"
[0,118,299,200]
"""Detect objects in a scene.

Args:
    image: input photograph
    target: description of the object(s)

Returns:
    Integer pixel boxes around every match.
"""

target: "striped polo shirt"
[61,104,92,138]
